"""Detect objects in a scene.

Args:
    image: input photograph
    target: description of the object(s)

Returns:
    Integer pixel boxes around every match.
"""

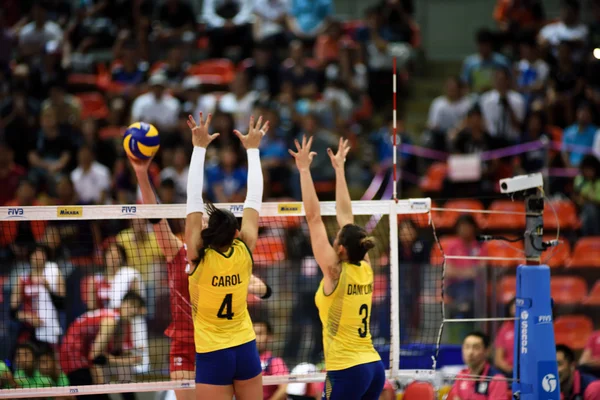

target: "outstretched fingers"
[204,113,213,127]
[187,115,197,129]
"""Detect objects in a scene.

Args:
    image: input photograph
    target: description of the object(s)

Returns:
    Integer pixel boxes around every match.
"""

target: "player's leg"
[170,339,196,400]
[361,361,386,400]
[232,340,263,400]
[322,364,371,400]
[194,348,236,400]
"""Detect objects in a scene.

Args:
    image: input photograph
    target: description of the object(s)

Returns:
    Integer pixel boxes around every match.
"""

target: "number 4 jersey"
[315,260,381,371]
[188,238,255,353]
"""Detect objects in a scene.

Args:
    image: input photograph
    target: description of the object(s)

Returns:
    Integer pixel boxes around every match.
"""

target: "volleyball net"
[0,199,446,398]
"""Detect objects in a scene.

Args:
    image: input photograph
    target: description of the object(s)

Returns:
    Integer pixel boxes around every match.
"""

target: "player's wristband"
[261,284,272,299]
[148,218,162,225]
[92,355,108,365]
[186,146,206,216]
[244,148,263,212]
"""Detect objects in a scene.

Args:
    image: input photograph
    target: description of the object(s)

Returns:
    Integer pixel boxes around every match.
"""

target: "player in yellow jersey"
[185,112,271,400]
[289,136,386,400]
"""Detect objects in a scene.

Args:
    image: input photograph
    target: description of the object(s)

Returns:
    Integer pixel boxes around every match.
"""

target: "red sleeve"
[488,375,510,400]
[447,383,458,400]
[585,380,600,400]
[495,324,507,348]
[585,332,598,352]
[270,357,289,376]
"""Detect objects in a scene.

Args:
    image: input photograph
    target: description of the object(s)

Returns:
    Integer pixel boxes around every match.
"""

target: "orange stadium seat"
[484,240,525,268]
[403,381,435,400]
[419,162,447,193]
[253,236,286,266]
[550,276,587,305]
[432,199,485,230]
[259,216,302,230]
[77,92,109,120]
[187,59,235,85]
[429,236,457,265]
[583,281,600,306]
[554,315,593,350]
[568,237,600,268]
[543,199,578,230]
[498,275,516,303]
[542,236,570,269]
[486,200,526,230]
[99,126,125,140]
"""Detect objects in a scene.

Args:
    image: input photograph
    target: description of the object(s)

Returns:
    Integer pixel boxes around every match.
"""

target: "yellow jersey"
[188,239,255,353]
[315,260,381,371]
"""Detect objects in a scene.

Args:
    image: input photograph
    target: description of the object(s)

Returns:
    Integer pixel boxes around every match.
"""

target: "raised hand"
[187,112,219,148]
[327,137,350,171]
[289,135,317,172]
[127,153,153,175]
[234,115,269,149]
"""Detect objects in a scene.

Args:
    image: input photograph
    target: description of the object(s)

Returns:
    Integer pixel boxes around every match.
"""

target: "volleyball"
[123,122,160,160]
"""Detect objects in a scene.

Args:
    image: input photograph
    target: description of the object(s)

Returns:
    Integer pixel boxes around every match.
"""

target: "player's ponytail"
[195,202,239,265]
[338,224,376,264]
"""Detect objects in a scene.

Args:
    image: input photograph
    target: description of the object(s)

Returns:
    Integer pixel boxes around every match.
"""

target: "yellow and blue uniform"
[315,260,386,400]
[188,238,261,385]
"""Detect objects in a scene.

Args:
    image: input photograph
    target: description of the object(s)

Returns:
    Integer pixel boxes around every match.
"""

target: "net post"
[388,200,401,381]
[512,189,559,399]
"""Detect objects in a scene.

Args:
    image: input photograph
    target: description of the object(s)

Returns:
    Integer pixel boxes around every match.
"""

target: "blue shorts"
[322,361,386,400]
[195,340,262,385]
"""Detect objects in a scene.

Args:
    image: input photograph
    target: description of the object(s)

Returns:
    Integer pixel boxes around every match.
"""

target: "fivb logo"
[537,314,552,324]
[121,206,137,216]
[230,205,244,213]
[6,208,24,218]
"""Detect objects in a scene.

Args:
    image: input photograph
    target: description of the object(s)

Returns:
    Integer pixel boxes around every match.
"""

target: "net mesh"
[0,200,437,398]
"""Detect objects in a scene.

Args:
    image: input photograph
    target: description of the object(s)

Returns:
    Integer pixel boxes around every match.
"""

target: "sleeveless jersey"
[315,260,381,371]
[188,239,255,353]
[165,246,193,343]
[59,309,133,374]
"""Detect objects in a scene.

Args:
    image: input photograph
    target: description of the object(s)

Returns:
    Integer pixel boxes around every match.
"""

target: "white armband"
[186,147,207,216]
[244,148,263,212]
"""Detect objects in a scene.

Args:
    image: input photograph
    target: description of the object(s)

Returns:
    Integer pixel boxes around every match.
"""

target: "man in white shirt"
[203,0,254,59]
[253,0,289,43]
[19,2,63,61]
[131,74,180,134]
[428,76,472,135]
[539,0,588,62]
[70,146,111,205]
[159,146,189,203]
[479,68,526,144]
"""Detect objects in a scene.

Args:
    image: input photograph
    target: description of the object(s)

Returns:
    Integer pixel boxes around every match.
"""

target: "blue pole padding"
[512,264,560,400]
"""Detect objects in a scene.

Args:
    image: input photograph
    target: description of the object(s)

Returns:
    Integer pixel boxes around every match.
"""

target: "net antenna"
[392,56,400,202]
[497,173,560,400]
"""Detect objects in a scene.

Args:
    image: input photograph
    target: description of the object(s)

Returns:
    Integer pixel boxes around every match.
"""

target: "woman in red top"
[494,298,516,377]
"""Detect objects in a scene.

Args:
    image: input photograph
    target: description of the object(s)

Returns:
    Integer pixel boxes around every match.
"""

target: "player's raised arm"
[234,115,269,252]
[129,155,182,262]
[328,137,353,228]
[185,112,219,264]
[290,136,340,283]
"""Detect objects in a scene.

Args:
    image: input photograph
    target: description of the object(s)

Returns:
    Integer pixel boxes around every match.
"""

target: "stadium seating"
[498,275,516,303]
[187,59,235,85]
[541,236,571,268]
[484,240,525,268]
[554,315,593,350]
[486,200,526,230]
[402,381,435,400]
[431,199,485,230]
[429,236,456,266]
[550,276,587,305]
[568,237,600,268]
[419,162,447,193]
[77,92,110,120]
[253,236,286,266]
[583,281,600,306]
[543,199,578,231]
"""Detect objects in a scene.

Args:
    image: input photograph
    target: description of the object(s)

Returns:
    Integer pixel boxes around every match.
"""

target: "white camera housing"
[499,173,544,194]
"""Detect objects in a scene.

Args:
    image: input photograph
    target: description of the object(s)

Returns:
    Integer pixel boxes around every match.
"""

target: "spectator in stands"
[155,45,189,92]
[0,360,16,388]
[206,145,248,203]
[448,332,509,400]
[539,0,588,63]
[111,41,149,86]
[158,178,185,235]
[218,71,260,133]
[28,108,74,194]
[280,40,319,100]
[253,318,289,400]
[70,146,111,205]
[319,64,354,128]
[131,73,180,135]
[18,1,63,62]
[461,28,510,93]
[547,41,584,127]
[13,342,53,388]
[314,20,348,67]
[369,117,415,189]
[573,154,600,236]
[562,103,598,167]
[557,344,600,399]
[1,84,40,168]
[494,0,545,35]
[79,118,117,171]
[580,323,600,377]
[519,111,551,174]
[252,0,289,46]
[0,10,15,72]
[259,105,291,198]
[480,68,526,145]
[160,146,188,203]
[0,142,26,206]
[41,81,82,130]
[287,0,333,41]
[244,42,281,97]
[203,0,253,60]
[154,0,196,44]
[30,41,68,101]
[10,245,65,347]
[589,0,600,51]
[59,291,146,390]
[45,0,72,29]
[116,219,162,286]
[426,76,472,150]
[515,35,549,107]
[494,297,516,377]
[67,0,120,53]
[38,346,69,387]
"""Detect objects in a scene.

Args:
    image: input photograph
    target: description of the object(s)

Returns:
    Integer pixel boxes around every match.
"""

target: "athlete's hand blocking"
[234,115,269,149]
[289,135,317,172]
[327,137,351,171]
[187,112,219,148]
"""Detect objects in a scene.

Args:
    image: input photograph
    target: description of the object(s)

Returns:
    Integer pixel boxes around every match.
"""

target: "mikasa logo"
[57,206,83,218]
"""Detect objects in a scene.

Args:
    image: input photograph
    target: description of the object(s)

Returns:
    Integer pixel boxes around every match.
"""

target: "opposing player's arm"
[185,112,219,264]
[130,157,182,262]
[90,317,118,361]
[235,115,269,251]
[328,137,353,228]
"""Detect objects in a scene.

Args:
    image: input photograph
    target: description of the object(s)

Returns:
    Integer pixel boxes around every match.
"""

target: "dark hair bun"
[359,236,376,251]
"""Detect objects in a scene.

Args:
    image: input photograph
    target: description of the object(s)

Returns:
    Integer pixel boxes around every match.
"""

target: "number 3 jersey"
[188,238,255,353]
[315,260,381,371]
